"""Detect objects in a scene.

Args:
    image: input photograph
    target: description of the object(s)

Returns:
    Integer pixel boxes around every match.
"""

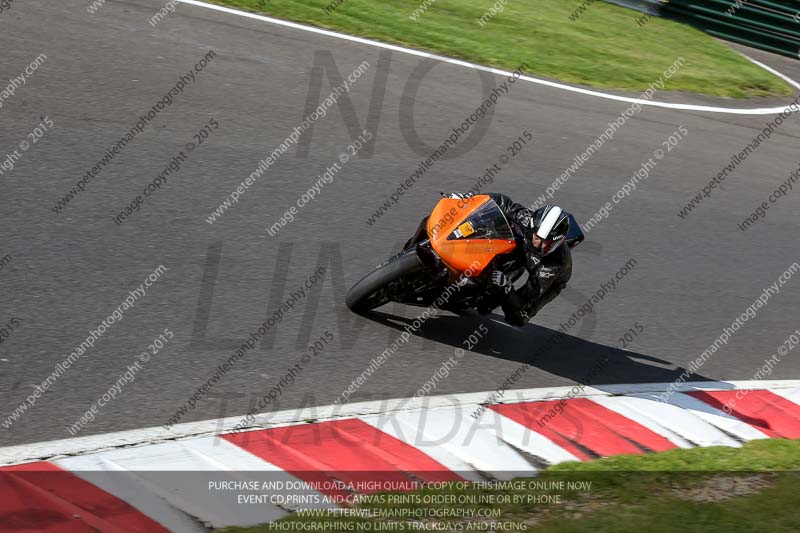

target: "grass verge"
[221,439,800,532]
[209,0,793,98]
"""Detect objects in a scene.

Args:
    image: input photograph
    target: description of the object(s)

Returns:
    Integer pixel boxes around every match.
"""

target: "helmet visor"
[531,234,560,255]
[531,234,564,255]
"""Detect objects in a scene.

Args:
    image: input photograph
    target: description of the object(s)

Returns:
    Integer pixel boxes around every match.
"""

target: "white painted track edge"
[2,380,800,466]
[176,0,800,115]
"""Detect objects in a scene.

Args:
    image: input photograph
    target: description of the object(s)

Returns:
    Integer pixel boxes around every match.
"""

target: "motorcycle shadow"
[364,309,719,389]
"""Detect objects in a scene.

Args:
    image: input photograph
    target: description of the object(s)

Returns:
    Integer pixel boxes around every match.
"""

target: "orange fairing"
[426,195,516,277]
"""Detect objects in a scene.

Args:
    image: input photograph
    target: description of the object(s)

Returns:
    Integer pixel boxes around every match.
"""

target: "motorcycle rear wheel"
[345,249,425,314]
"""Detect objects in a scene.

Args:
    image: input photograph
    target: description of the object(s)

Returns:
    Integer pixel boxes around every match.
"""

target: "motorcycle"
[346,194,584,315]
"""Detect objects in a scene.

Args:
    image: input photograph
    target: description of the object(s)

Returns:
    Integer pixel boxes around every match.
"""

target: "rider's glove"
[490,270,513,295]
[445,192,473,200]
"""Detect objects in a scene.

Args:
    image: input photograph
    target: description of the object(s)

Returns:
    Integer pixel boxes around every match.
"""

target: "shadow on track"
[364,310,718,387]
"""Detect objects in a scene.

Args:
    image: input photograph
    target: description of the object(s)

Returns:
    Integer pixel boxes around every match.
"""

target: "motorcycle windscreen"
[427,196,516,277]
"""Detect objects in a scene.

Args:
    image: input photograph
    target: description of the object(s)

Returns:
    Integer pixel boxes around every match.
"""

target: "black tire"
[346,249,425,313]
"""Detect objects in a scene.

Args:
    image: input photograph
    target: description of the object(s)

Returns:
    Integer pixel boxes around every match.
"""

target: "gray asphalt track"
[1,0,799,447]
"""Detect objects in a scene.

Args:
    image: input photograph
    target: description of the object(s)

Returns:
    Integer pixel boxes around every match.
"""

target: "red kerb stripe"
[491,398,676,460]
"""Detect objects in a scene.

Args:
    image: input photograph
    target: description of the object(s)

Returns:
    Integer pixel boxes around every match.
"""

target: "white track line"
[178,0,799,115]
[744,54,800,92]
[3,380,800,466]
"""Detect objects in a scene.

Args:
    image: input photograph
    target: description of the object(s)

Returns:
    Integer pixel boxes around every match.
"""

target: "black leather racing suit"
[486,193,572,326]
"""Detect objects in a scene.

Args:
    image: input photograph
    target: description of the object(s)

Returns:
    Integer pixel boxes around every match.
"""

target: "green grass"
[221,439,800,532]
[212,0,792,98]
[549,437,800,472]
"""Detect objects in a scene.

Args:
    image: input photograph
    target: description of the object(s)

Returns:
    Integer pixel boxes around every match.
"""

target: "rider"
[447,192,573,326]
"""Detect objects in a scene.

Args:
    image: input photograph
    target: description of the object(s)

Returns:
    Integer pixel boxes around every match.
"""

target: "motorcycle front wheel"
[345,249,426,314]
